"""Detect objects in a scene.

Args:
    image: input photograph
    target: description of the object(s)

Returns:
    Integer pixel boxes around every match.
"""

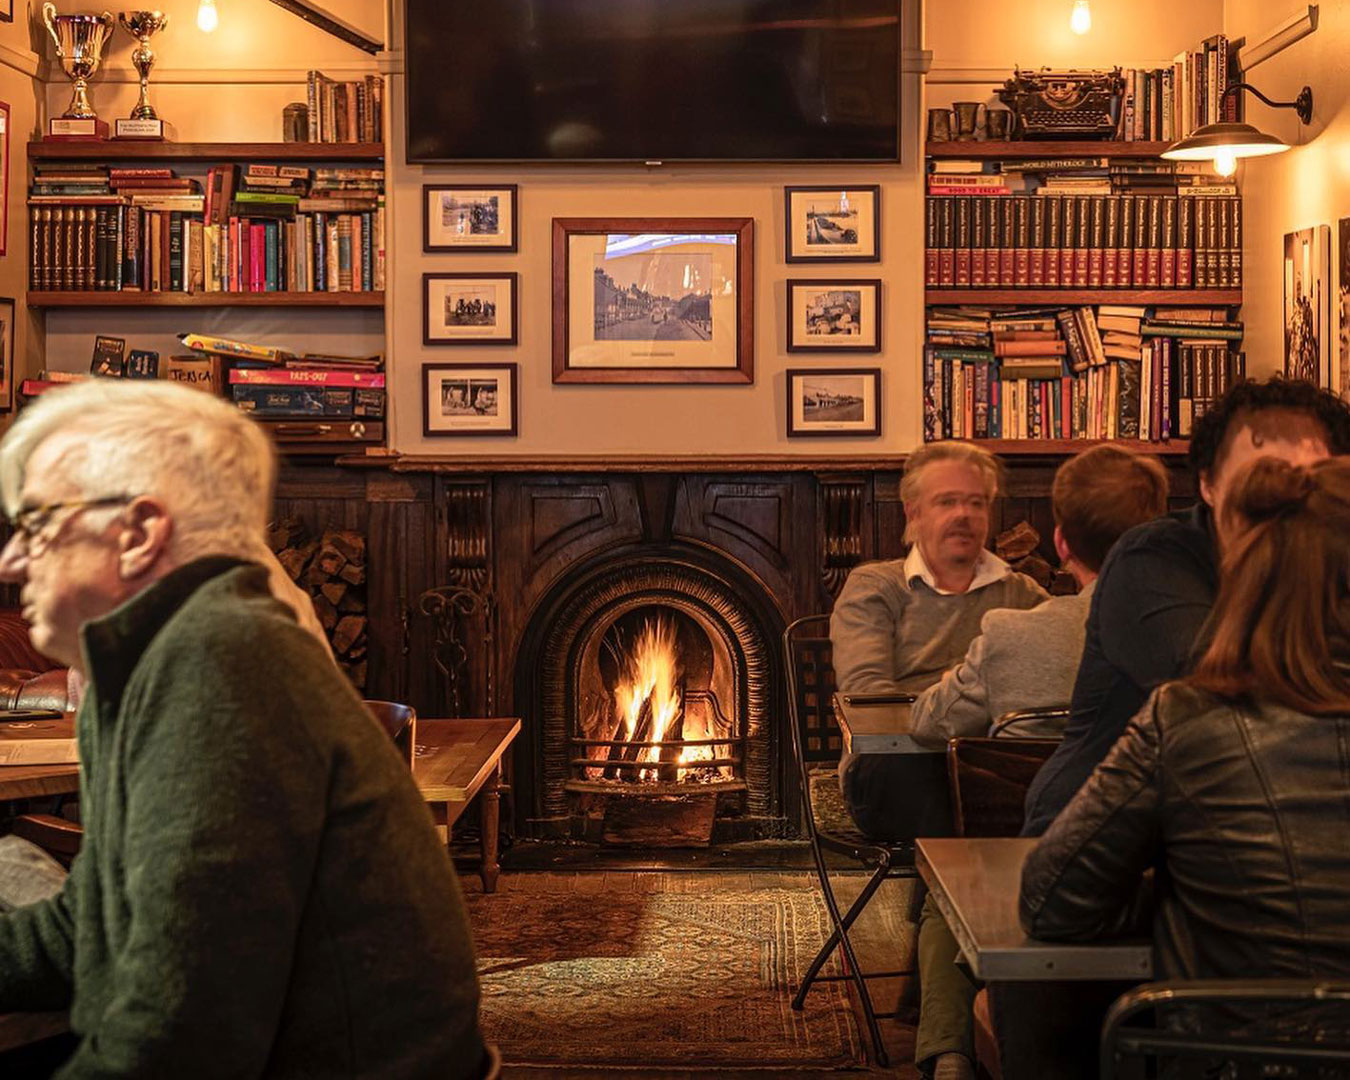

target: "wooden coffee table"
[413,718,521,893]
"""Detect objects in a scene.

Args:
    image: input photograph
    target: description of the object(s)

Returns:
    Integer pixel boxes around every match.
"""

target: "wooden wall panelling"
[816,474,870,605]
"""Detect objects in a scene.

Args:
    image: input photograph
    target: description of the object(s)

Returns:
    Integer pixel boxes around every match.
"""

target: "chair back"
[990,706,1071,739]
[946,736,1060,837]
[782,615,843,840]
[363,699,417,770]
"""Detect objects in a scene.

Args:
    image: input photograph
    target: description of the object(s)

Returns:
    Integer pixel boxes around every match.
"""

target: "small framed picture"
[423,272,518,346]
[422,363,519,437]
[0,295,13,412]
[786,367,881,438]
[0,1,10,23]
[0,102,10,255]
[785,185,880,263]
[423,184,517,253]
[786,279,881,353]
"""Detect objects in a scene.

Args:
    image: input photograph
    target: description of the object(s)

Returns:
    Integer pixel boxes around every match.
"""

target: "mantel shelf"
[926,140,1172,159]
[28,141,384,162]
[926,289,1242,306]
[28,291,385,308]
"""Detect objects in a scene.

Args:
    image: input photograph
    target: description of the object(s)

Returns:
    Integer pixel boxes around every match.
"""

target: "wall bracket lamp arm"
[1222,81,1313,124]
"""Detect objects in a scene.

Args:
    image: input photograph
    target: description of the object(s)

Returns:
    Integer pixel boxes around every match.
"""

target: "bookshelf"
[926,289,1242,306]
[927,141,1173,160]
[28,140,388,456]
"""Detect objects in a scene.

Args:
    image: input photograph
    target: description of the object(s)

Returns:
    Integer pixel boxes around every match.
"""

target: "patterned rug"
[466,878,865,1070]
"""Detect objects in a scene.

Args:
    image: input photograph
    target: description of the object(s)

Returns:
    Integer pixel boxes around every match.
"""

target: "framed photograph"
[0,1,10,23]
[552,217,754,384]
[423,272,518,346]
[1338,218,1350,399]
[786,279,881,353]
[786,368,881,437]
[0,102,10,255]
[0,295,12,412]
[784,185,880,263]
[423,184,517,253]
[422,363,518,437]
[1284,226,1331,387]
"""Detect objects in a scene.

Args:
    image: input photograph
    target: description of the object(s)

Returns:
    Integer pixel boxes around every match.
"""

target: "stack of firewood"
[995,520,1075,594]
[267,518,368,688]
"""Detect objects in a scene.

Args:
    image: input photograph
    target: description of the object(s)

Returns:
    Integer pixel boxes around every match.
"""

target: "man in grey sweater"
[830,442,1045,840]
[904,444,1170,1080]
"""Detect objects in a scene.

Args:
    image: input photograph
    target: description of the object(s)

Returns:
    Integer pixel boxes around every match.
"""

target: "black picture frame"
[785,367,882,438]
[786,278,882,353]
[422,184,518,253]
[423,272,519,346]
[784,185,881,263]
[422,362,519,437]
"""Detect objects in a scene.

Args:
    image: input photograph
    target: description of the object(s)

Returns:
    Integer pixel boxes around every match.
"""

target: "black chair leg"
[794,842,894,1068]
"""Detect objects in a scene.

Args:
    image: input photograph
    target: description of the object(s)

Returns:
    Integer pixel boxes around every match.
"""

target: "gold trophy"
[42,3,115,139]
[116,11,170,139]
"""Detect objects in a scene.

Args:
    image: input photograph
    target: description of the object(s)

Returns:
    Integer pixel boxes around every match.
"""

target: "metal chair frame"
[783,614,920,1069]
[1101,979,1350,1078]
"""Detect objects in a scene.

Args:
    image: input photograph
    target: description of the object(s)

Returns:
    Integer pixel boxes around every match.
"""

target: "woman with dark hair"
[1017,455,1350,1071]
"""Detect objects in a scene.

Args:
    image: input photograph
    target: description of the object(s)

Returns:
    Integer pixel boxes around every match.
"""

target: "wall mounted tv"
[404,1,901,163]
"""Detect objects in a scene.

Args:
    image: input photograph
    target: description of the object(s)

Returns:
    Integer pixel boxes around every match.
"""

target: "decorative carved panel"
[704,483,790,571]
[819,477,866,598]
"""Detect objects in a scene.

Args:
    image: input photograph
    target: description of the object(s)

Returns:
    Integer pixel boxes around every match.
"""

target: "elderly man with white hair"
[830,441,1046,841]
[0,380,485,1078]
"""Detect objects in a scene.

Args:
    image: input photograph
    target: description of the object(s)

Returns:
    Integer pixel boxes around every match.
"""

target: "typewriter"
[997,68,1124,138]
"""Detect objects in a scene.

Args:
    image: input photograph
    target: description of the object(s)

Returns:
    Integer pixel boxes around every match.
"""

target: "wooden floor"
[462,869,923,1079]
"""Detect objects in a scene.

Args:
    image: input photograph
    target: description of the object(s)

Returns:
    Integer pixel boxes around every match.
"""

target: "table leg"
[478,762,501,893]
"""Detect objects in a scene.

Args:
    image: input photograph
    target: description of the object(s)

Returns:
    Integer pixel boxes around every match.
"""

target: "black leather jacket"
[1019,680,1350,984]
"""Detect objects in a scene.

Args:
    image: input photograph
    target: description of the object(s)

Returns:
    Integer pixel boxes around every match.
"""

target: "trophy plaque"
[116,11,170,140]
[42,4,115,140]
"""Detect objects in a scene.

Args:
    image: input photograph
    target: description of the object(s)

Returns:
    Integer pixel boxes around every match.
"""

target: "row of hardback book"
[1119,35,1239,142]
[28,204,386,293]
[924,340,1244,443]
[306,71,383,143]
[924,194,1241,289]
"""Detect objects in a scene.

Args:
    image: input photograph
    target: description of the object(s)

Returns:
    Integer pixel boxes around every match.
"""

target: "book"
[90,335,126,376]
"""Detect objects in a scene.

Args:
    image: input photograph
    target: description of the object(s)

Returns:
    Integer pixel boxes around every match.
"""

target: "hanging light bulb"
[1070,0,1092,35]
[197,0,218,32]
[1212,147,1238,178]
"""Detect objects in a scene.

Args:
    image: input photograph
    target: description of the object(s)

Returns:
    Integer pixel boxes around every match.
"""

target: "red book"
[924,197,938,287]
[1012,197,1030,286]
[1059,196,1076,286]
[954,196,972,287]
[1177,196,1194,287]
[938,197,955,286]
[250,222,266,292]
[999,199,1015,286]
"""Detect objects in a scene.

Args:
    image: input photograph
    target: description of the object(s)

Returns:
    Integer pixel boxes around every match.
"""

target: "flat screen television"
[404,1,901,163]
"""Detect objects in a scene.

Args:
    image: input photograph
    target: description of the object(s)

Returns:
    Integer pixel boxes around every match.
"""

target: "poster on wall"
[1338,219,1350,400]
[1283,225,1331,387]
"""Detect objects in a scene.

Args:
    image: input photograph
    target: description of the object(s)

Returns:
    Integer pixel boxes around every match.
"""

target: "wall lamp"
[1162,82,1314,177]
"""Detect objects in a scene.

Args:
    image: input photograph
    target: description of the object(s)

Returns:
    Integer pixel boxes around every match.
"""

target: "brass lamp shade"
[1162,121,1290,162]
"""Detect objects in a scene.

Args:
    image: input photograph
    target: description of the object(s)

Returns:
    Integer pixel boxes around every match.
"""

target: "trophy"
[116,11,170,139]
[42,4,115,139]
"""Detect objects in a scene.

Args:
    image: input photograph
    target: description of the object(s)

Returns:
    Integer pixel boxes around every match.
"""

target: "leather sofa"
[0,608,71,712]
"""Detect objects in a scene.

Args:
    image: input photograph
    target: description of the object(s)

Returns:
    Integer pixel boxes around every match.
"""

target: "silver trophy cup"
[42,4,116,120]
[119,11,169,121]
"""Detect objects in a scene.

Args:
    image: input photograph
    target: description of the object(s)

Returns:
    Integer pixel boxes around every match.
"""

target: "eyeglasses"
[6,495,136,556]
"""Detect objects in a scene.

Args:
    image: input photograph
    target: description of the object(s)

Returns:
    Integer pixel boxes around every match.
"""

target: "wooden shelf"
[926,289,1241,306]
[959,439,1190,456]
[28,141,383,162]
[28,291,384,308]
[927,140,1171,159]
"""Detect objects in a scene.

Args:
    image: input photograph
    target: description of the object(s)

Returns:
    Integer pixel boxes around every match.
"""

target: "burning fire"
[591,615,725,781]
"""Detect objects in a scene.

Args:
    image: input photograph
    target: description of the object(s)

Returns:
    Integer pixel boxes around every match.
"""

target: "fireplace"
[519,546,784,844]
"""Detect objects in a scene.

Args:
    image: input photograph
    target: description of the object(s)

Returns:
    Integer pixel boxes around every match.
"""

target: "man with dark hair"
[1022,376,1350,837]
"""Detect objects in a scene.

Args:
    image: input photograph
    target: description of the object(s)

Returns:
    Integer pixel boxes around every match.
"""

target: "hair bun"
[1233,458,1316,520]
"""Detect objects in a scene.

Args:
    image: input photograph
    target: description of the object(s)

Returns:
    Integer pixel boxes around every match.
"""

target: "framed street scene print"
[552,217,754,384]
[786,279,881,353]
[422,363,518,437]
[786,367,881,437]
[1284,225,1331,387]
[0,296,12,412]
[423,272,519,346]
[423,184,517,253]
[784,185,880,263]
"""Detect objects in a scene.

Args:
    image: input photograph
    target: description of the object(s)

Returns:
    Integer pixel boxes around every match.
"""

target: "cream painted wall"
[1224,0,1344,384]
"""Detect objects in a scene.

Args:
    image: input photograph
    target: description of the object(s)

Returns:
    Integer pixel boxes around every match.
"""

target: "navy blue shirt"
[1022,503,1219,836]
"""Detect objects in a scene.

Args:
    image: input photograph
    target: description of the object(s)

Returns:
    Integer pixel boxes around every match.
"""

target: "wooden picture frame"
[0,295,14,413]
[552,216,754,384]
[784,185,880,263]
[786,279,882,353]
[423,272,519,346]
[0,0,11,23]
[423,184,518,253]
[0,102,10,255]
[422,362,519,437]
[786,367,881,437]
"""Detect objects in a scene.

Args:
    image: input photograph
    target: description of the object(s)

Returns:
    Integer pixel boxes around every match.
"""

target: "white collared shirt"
[904,543,1011,596]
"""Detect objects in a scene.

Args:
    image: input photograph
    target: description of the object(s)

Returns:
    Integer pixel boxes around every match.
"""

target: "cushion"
[807,764,871,847]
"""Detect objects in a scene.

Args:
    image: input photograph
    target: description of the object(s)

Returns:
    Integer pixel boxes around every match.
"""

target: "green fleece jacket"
[0,557,484,1078]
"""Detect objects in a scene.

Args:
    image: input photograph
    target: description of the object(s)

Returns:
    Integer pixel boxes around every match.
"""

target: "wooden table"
[413,718,520,894]
[0,715,79,802]
[917,836,1153,981]
[833,692,936,755]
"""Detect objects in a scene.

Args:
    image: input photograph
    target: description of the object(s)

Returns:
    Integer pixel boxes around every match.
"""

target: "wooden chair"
[1100,979,1350,1078]
[783,614,920,1069]
[363,699,417,770]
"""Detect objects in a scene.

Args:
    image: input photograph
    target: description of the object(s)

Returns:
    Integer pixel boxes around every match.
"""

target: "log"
[313,544,347,578]
[319,582,348,606]
[338,562,366,586]
[266,518,307,552]
[276,547,309,581]
[312,594,339,631]
[620,696,655,780]
[326,530,366,566]
[332,615,366,656]
[337,592,366,614]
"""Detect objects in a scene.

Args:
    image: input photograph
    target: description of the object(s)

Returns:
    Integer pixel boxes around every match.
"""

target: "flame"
[614,618,683,763]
